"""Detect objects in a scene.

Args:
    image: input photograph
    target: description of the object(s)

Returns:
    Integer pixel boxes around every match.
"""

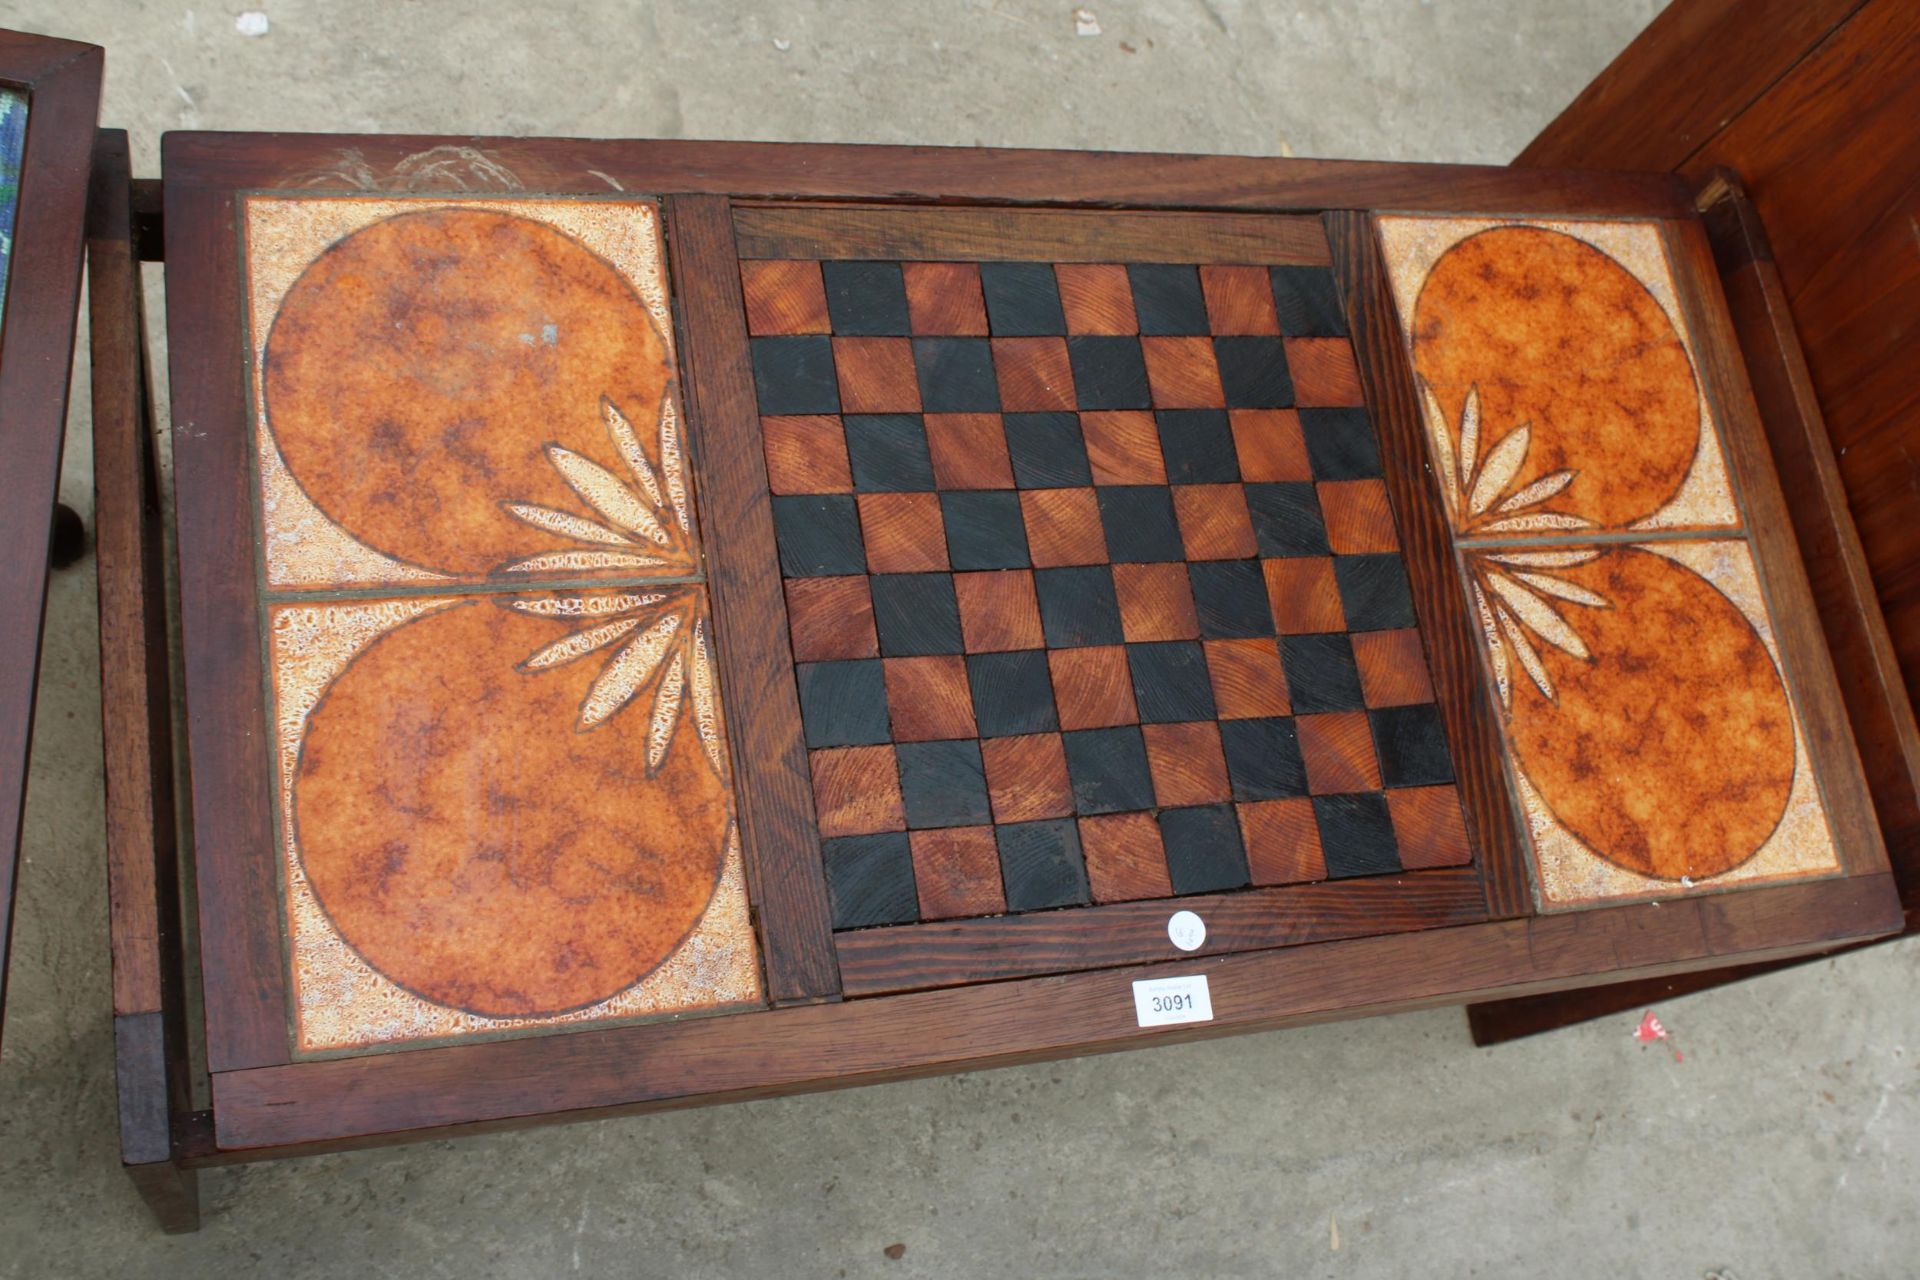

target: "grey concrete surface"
[2,1,1916,1276]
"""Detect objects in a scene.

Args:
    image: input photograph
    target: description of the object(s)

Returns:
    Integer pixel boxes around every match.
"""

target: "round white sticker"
[1166,909,1206,952]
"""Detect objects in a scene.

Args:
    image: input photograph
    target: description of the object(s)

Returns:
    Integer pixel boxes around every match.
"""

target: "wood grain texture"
[664,194,842,1004]
[1325,211,1531,919]
[735,204,1331,265]
[1674,2,1920,742]
[1660,216,1890,881]
[94,129,203,1232]
[1515,0,1867,172]
[835,868,1485,996]
[0,32,101,1047]
[92,130,181,1020]
[157,132,1695,218]
[162,161,289,1071]
[1697,175,1920,911]
[203,871,1898,1155]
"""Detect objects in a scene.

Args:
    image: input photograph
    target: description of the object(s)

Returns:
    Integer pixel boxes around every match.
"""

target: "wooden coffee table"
[79,131,1904,1230]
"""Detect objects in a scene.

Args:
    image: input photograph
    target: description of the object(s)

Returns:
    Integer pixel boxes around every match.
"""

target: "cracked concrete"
[2,1,1917,1276]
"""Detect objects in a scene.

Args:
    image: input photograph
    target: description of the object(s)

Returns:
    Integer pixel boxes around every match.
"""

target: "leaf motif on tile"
[1468,546,1611,708]
[583,612,682,730]
[509,585,728,777]
[1421,378,1596,537]
[497,390,698,576]
[496,390,725,775]
[518,614,644,671]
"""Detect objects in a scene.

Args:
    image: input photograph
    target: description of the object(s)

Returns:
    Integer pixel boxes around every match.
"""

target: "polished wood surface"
[91,127,201,1231]
[734,204,1330,265]
[160,132,1693,216]
[0,30,101,1046]
[1516,0,1868,173]
[206,872,1898,1155]
[835,867,1485,996]
[163,169,292,1072]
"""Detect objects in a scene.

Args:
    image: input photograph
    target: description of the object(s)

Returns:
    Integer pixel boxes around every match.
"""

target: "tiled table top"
[220,190,1848,1059]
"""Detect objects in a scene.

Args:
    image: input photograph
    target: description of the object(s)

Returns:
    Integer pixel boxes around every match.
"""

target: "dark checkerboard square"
[1005,412,1093,488]
[1334,554,1417,631]
[1160,804,1250,894]
[1063,725,1156,815]
[1371,704,1455,788]
[822,261,911,336]
[996,818,1091,910]
[980,262,1068,336]
[1246,482,1329,558]
[823,832,918,928]
[1035,565,1124,648]
[844,414,936,492]
[1068,336,1152,410]
[1127,641,1217,724]
[752,336,841,416]
[1281,634,1366,714]
[968,650,1059,737]
[1219,716,1307,800]
[1097,486,1185,564]
[898,739,993,828]
[1313,793,1401,878]
[1271,267,1346,338]
[914,338,1002,412]
[871,573,963,656]
[1189,560,1274,639]
[797,659,891,747]
[1128,264,1209,335]
[1214,337,1294,409]
[1300,408,1381,480]
[1155,409,1240,484]
[942,490,1031,571]
[774,493,866,577]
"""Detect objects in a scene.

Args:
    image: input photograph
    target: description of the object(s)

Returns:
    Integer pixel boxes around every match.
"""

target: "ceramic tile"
[246,196,763,1054]
[1379,214,1835,910]
[1465,538,1839,906]
[270,590,759,1053]
[246,195,690,589]
[1377,214,1740,536]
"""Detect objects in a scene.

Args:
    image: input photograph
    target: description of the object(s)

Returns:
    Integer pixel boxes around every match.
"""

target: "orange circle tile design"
[1491,547,1793,880]
[294,601,732,1017]
[265,208,675,576]
[1412,226,1699,530]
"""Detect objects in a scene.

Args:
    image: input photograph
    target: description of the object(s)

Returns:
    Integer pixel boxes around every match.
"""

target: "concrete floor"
[3,1,1916,1275]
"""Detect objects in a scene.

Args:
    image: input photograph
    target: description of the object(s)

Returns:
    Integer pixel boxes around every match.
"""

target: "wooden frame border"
[835,869,1486,997]
[665,193,841,1003]
[92,127,202,1231]
[1325,211,1533,918]
[203,870,1897,1155]
[732,203,1331,264]
[157,132,1693,215]
[0,29,102,1047]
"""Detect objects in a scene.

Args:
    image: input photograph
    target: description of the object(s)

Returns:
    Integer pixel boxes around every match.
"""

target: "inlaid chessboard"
[743,252,1472,930]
